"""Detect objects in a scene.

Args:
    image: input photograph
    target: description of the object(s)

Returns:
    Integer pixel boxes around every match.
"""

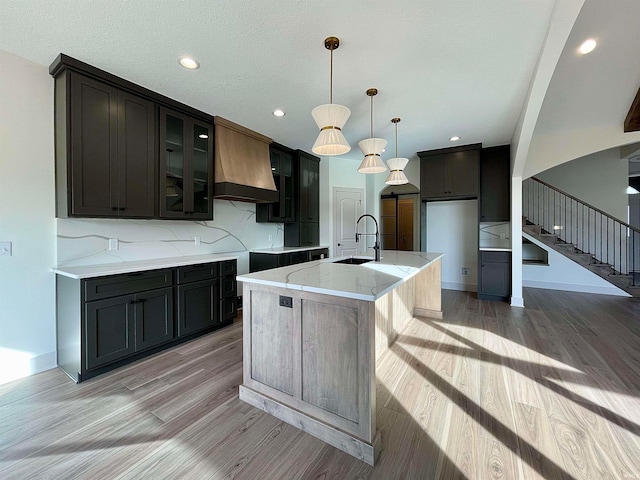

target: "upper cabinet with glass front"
[159,108,213,220]
[50,54,214,221]
[256,143,295,223]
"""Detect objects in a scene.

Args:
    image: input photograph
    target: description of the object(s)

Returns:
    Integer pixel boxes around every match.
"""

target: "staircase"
[523,177,640,297]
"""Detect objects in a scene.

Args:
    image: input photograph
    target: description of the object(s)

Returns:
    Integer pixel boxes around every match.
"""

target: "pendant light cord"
[370,94,374,137]
[329,47,333,104]
[395,122,398,157]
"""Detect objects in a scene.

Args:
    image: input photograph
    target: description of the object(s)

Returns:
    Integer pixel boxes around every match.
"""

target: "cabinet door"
[447,150,479,197]
[420,155,447,199]
[480,146,510,222]
[480,253,511,297]
[300,222,319,247]
[190,120,214,219]
[299,155,320,222]
[135,287,174,351]
[85,295,135,369]
[160,108,188,218]
[117,91,156,217]
[160,109,213,220]
[177,279,219,336]
[257,146,295,223]
[70,73,118,216]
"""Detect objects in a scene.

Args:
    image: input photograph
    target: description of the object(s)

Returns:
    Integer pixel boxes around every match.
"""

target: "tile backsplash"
[479,222,511,246]
[56,200,283,277]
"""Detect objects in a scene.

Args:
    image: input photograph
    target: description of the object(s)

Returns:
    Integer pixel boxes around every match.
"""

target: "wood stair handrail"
[530,176,640,234]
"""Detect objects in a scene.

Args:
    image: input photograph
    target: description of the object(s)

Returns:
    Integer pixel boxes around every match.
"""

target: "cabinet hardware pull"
[111,206,118,211]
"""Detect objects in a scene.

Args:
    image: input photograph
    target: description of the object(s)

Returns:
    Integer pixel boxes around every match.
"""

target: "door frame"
[333,187,365,257]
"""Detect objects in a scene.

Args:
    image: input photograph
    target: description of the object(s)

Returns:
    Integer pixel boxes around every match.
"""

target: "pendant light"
[311,37,351,156]
[357,88,387,173]
[385,118,409,185]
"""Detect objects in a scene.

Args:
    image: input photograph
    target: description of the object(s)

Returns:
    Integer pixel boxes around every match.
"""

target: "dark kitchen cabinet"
[177,279,219,336]
[480,145,510,222]
[478,251,511,301]
[219,260,238,323]
[50,53,215,221]
[285,150,321,247]
[250,248,329,273]
[176,262,235,336]
[256,143,295,223]
[57,71,156,218]
[85,295,135,370]
[418,144,480,200]
[160,108,214,220]
[56,258,237,382]
[84,273,173,371]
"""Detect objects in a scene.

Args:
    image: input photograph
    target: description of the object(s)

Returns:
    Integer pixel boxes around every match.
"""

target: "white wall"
[536,147,628,220]
[426,200,478,291]
[522,232,629,297]
[319,156,367,256]
[0,50,57,384]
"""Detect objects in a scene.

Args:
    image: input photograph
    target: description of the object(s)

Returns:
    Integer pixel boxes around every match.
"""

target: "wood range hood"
[213,116,278,203]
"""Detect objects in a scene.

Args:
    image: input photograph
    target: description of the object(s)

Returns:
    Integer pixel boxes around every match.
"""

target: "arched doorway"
[379,183,420,251]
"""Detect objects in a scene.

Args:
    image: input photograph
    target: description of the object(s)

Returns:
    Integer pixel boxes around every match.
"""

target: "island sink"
[332,257,373,265]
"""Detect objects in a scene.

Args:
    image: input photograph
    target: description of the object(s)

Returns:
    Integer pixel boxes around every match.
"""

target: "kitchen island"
[236,251,443,465]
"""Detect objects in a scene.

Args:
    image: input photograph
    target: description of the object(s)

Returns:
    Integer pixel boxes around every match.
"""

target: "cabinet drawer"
[219,260,237,276]
[290,251,310,265]
[84,269,173,302]
[177,263,219,284]
[220,276,237,299]
[220,297,237,322]
[481,251,511,263]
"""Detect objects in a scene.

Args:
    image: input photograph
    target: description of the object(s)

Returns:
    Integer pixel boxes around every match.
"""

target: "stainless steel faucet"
[355,214,381,262]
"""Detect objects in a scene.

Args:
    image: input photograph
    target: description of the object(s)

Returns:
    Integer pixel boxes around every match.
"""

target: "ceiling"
[0,0,561,164]
[0,0,553,163]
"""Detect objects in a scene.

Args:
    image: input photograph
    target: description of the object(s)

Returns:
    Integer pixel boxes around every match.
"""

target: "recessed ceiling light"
[450,136,461,142]
[178,56,200,70]
[272,109,286,117]
[578,39,597,55]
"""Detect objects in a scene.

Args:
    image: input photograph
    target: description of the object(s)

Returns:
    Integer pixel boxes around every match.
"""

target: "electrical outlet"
[194,236,201,246]
[499,233,506,240]
[279,295,292,308]
[461,267,470,276]
[108,238,119,250]
[0,242,12,256]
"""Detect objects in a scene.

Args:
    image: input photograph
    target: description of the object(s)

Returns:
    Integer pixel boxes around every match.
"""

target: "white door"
[333,187,364,257]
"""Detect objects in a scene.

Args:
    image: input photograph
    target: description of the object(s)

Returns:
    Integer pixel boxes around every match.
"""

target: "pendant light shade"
[385,117,409,185]
[358,88,387,174]
[312,37,351,156]
[357,138,387,173]
[311,104,351,155]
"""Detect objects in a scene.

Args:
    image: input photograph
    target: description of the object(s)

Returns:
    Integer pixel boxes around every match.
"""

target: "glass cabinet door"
[192,121,212,215]
[162,111,186,216]
[160,108,213,220]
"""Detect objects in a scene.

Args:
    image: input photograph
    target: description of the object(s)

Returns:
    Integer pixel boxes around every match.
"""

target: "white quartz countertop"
[479,240,512,251]
[250,246,330,254]
[236,250,444,301]
[52,254,239,279]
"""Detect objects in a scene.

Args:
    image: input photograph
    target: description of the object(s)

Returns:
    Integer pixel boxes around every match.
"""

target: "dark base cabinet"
[250,248,329,273]
[478,251,511,301]
[56,259,237,382]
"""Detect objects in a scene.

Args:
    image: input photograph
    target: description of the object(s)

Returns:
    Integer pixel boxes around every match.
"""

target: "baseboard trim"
[239,385,379,466]
[523,280,630,297]
[414,307,443,319]
[442,282,477,292]
[510,296,525,308]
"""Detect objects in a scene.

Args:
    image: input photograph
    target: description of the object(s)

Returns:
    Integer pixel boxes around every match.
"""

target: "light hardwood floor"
[1,288,639,479]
